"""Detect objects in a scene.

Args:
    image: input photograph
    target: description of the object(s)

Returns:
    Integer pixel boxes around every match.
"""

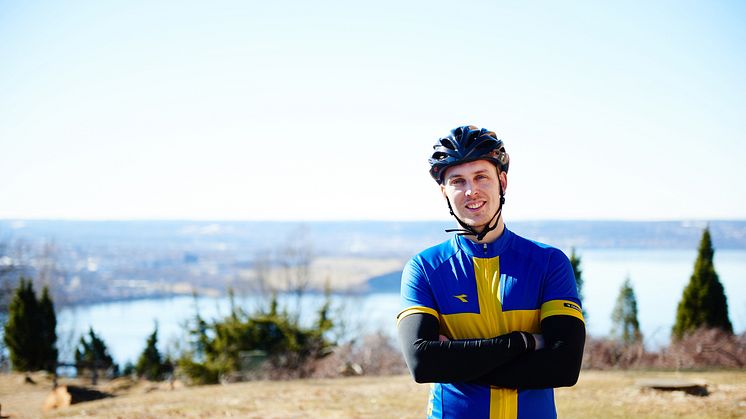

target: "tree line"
[571,227,740,368]
[2,279,335,383]
[571,226,733,345]
[0,226,739,380]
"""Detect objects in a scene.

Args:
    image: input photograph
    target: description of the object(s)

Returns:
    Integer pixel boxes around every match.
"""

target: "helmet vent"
[428,125,510,183]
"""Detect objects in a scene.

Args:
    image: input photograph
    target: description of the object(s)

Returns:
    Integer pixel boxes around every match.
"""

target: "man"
[397,125,585,418]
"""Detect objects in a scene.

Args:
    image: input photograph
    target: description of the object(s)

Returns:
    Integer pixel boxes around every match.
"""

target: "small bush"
[75,328,117,379]
[582,328,746,370]
[176,294,334,384]
[135,325,173,381]
[662,328,745,369]
[309,332,407,378]
[582,336,655,369]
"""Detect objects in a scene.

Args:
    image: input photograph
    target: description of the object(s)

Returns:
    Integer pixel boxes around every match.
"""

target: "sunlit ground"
[1,370,744,418]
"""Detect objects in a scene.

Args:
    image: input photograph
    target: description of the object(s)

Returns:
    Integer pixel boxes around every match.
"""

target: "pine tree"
[2,278,58,372]
[672,227,733,339]
[38,286,58,372]
[611,277,642,344]
[75,328,115,375]
[569,248,587,319]
[135,324,166,380]
[3,278,38,371]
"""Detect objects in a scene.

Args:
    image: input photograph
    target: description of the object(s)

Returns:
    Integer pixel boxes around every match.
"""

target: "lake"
[56,292,402,367]
[56,248,745,366]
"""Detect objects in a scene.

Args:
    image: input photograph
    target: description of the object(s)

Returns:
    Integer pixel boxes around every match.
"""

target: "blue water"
[56,292,401,366]
[56,249,746,365]
[581,248,745,346]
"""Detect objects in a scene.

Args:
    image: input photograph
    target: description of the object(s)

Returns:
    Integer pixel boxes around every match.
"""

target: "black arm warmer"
[398,313,532,383]
[475,315,585,389]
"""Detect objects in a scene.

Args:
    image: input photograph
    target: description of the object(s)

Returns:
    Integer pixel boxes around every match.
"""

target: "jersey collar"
[454,226,514,258]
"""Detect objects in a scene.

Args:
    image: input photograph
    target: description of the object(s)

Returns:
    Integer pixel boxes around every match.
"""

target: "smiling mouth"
[465,201,486,211]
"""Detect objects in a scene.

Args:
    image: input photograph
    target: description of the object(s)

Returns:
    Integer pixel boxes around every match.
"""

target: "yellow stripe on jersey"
[439,256,543,340]
[473,256,503,335]
[503,309,541,334]
[440,309,541,340]
[396,306,440,326]
[490,388,518,419]
[540,299,585,323]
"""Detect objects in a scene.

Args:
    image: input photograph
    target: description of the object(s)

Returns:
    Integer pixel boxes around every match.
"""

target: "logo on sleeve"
[564,302,582,312]
[453,294,469,303]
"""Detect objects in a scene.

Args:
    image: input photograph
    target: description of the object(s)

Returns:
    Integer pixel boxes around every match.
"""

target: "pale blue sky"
[1,1,745,221]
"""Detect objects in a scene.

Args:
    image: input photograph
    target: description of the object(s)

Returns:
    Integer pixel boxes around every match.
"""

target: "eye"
[450,178,465,186]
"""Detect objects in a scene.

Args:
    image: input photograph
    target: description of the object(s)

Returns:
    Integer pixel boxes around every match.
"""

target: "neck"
[462,216,505,244]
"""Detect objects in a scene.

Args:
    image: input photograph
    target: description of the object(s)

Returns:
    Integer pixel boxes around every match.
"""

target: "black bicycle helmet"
[428,125,509,184]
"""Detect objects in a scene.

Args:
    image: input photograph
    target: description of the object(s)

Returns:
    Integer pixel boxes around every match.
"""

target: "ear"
[440,183,447,199]
[500,171,508,193]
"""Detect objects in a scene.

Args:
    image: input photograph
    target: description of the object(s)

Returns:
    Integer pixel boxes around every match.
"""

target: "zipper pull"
[483,243,488,254]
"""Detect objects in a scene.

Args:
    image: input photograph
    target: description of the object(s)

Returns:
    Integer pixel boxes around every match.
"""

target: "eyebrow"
[446,169,492,181]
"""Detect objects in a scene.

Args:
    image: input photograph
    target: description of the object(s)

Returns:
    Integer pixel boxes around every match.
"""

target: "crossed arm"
[398,312,585,388]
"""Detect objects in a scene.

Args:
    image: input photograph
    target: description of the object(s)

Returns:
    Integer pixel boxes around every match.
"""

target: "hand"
[439,335,450,342]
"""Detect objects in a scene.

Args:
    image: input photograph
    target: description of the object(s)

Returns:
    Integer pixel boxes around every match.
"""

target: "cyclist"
[397,125,586,418]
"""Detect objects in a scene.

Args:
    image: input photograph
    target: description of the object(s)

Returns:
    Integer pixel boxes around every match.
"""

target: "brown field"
[1,370,745,418]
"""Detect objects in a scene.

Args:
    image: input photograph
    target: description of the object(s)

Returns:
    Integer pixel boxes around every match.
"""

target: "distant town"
[1,220,745,307]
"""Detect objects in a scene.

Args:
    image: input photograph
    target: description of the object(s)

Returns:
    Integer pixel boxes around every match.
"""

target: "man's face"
[440,159,507,230]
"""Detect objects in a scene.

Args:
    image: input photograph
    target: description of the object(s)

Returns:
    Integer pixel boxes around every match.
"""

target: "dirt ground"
[1,370,745,418]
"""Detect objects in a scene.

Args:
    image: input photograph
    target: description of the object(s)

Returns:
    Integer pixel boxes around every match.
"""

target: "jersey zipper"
[483,243,488,255]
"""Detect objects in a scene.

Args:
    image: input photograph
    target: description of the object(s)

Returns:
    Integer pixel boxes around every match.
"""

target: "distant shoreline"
[3,219,746,249]
[55,286,401,310]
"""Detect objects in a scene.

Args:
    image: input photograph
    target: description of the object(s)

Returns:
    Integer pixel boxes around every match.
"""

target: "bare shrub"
[582,336,657,369]
[213,333,407,382]
[309,332,407,378]
[660,328,746,369]
[583,328,746,370]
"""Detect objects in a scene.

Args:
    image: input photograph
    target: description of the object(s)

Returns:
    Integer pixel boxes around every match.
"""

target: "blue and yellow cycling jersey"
[398,227,584,419]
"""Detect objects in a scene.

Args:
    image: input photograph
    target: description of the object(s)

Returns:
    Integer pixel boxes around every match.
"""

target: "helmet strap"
[445,198,479,237]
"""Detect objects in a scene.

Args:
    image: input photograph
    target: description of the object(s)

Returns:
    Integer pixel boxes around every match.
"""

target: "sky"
[1,1,745,221]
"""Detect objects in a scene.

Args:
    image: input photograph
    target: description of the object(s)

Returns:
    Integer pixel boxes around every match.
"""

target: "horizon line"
[2,218,744,223]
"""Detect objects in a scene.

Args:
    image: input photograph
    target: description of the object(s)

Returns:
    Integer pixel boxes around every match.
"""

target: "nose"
[465,182,476,197]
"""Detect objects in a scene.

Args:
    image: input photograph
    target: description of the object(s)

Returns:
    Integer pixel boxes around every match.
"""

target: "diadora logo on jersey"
[564,302,582,312]
[453,294,468,303]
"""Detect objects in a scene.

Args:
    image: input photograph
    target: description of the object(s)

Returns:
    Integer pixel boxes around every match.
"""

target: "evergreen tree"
[2,278,58,372]
[38,286,58,372]
[75,328,115,375]
[611,277,642,344]
[672,227,733,338]
[122,361,136,376]
[569,248,587,319]
[178,292,335,384]
[3,278,38,371]
[135,323,168,380]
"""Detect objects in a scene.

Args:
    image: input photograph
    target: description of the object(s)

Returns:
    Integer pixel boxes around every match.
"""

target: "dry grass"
[557,370,746,419]
[235,256,405,292]
[1,370,745,418]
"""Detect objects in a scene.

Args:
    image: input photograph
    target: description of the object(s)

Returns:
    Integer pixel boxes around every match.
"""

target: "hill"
[2,370,745,418]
